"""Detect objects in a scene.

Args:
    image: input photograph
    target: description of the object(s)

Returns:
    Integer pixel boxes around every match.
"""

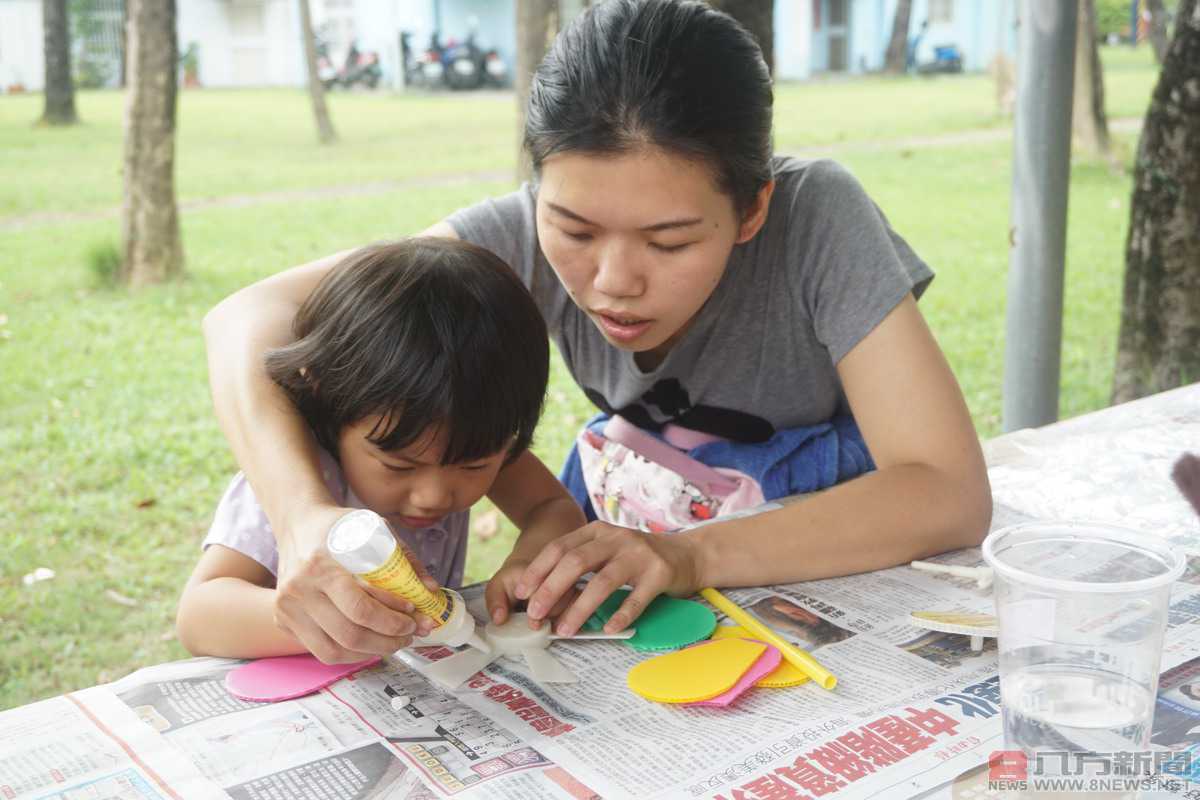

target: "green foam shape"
[588,589,716,651]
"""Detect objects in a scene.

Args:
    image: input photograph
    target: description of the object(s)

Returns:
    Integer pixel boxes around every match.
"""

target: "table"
[2,384,1198,800]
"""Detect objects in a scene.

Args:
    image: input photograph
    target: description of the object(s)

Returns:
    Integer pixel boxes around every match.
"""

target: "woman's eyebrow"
[545,201,702,231]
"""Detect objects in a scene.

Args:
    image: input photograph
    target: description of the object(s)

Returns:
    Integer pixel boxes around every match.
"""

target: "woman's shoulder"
[444,184,541,281]
[446,184,538,241]
[772,156,871,211]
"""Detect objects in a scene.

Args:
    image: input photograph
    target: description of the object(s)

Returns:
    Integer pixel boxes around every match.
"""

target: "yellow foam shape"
[628,638,766,703]
[709,625,810,688]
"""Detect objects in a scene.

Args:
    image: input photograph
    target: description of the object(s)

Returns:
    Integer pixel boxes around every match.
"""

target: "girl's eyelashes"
[650,242,693,253]
[562,230,593,242]
[382,462,415,473]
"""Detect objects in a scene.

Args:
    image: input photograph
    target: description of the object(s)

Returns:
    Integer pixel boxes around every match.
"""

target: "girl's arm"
[201,222,458,661]
[176,546,306,658]
[517,295,993,635]
[482,450,589,625]
[177,546,428,659]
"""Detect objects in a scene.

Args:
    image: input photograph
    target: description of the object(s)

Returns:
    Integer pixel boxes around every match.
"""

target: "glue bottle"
[326,509,489,652]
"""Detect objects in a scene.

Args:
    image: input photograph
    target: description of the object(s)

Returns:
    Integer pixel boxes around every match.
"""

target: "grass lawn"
[0,45,1161,710]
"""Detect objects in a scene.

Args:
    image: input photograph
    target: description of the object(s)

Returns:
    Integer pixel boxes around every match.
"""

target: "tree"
[1095,0,1130,39]
[883,0,913,74]
[515,0,557,182]
[121,0,183,286]
[298,0,336,144]
[1073,0,1111,158]
[40,0,78,125]
[1146,0,1171,62]
[708,0,774,76]
[1112,0,1199,403]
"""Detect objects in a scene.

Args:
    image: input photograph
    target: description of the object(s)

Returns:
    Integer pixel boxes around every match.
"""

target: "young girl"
[177,238,585,660]
[201,0,991,662]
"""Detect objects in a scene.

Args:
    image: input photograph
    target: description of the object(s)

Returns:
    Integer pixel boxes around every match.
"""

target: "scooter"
[481,48,508,87]
[916,44,964,74]
[335,42,382,89]
[444,34,483,90]
[315,35,338,90]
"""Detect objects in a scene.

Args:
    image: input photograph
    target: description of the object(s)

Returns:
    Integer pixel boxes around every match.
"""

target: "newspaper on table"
[2,384,1198,800]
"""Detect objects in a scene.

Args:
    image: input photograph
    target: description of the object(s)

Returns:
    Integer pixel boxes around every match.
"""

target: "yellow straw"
[699,587,838,691]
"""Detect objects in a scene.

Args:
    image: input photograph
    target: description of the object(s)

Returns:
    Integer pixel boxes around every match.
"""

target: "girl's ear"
[735,180,776,244]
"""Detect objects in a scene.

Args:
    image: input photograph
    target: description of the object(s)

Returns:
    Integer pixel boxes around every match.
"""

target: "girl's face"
[337,417,506,530]
[536,145,771,364]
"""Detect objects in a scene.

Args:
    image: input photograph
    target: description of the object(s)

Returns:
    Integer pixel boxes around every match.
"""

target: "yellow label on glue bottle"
[361,549,453,626]
[325,509,488,652]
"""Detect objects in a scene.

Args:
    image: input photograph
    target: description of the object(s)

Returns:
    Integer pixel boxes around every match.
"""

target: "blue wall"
[809,0,1017,75]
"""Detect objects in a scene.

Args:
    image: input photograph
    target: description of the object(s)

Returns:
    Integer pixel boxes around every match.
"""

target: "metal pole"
[1002,0,1077,432]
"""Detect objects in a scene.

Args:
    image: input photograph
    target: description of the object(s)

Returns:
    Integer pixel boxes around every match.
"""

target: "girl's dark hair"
[524,0,773,216]
[265,238,549,465]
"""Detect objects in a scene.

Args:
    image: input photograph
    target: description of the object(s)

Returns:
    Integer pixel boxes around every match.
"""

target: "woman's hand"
[273,505,438,663]
[513,521,705,637]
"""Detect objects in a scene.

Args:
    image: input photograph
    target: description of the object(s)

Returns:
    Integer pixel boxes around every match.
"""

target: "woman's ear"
[297,366,319,389]
[735,180,776,244]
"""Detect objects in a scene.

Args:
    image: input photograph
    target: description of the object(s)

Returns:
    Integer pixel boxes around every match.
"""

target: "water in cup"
[983,522,1184,796]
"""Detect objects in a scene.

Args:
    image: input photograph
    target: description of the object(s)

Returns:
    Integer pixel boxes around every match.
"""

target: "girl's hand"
[513,521,704,638]
[274,505,438,663]
[485,557,580,628]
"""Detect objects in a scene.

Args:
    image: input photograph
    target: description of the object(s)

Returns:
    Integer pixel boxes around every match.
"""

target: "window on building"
[230,3,265,38]
[929,0,954,24]
[829,0,847,26]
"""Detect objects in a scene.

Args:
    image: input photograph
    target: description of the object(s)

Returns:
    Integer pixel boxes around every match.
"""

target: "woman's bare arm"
[515,295,993,636]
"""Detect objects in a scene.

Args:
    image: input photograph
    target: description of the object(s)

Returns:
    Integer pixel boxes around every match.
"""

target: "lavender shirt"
[201,450,470,588]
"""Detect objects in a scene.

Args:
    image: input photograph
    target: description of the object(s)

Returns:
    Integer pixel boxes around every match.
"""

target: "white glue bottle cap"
[326,509,489,652]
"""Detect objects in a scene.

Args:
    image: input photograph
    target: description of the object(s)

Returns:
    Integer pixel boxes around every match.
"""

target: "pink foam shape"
[684,641,781,708]
[225,654,382,702]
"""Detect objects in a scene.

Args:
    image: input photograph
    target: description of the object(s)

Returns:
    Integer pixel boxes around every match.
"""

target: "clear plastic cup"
[983,522,1184,788]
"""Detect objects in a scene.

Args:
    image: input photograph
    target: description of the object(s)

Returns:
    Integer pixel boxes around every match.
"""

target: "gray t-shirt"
[448,156,933,443]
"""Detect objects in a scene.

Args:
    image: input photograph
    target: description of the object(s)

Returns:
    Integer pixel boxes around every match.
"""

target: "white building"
[0,0,1016,93]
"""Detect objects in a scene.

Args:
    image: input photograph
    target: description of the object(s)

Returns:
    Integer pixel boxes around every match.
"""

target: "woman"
[202,0,990,663]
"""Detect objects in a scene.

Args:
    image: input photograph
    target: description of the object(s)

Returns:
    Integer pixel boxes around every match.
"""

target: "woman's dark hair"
[524,0,773,216]
[265,238,549,465]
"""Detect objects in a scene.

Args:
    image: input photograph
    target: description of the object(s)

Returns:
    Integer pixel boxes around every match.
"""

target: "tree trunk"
[1146,0,1170,63]
[121,0,184,287]
[1072,0,1111,158]
[709,0,774,77]
[298,0,336,144]
[884,0,913,74]
[40,0,77,125]
[515,0,557,183]
[1112,0,1200,403]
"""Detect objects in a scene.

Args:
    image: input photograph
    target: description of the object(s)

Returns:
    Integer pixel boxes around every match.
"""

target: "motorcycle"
[315,34,338,90]
[317,40,382,90]
[481,48,508,88]
[916,44,964,75]
[401,29,508,91]
[334,42,383,89]
[443,34,483,90]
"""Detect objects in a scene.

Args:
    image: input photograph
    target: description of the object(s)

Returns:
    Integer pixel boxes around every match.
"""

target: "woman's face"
[535,145,768,363]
